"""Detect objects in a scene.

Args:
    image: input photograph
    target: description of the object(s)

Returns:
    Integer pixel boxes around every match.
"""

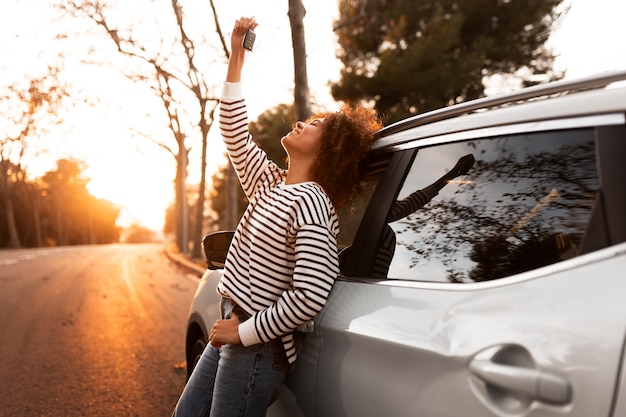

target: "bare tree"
[57,0,231,257]
[0,67,68,248]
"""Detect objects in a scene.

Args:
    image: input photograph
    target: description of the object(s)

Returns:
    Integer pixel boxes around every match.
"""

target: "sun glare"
[56,102,176,233]
[87,162,173,233]
[84,141,174,233]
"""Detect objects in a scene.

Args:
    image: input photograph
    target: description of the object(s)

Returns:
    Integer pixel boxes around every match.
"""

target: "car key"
[242,28,256,51]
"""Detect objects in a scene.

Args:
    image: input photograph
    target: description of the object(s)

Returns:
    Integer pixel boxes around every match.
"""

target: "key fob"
[242,29,256,51]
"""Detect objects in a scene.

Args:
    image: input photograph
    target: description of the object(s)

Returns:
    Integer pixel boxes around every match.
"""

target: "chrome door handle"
[469,359,572,404]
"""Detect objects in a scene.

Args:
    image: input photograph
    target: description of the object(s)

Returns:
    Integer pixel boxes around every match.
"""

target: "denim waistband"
[220,297,252,321]
[220,297,289,371]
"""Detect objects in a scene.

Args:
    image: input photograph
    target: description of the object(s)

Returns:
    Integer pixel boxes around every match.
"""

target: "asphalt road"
[0,244,201,416]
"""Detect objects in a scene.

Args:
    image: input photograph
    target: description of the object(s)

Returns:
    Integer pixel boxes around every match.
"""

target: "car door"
[312,121,626,416]
[314,255,626,417]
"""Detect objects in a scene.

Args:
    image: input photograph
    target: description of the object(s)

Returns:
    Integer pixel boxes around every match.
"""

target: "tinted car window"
[376,128,600,282]
[336,156,389,252]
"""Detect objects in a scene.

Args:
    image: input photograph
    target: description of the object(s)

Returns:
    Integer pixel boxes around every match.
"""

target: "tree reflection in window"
[385,129,599,283]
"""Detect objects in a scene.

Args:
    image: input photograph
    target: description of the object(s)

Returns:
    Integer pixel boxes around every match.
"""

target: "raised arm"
[226,17,257,83]
[220,17,278,201]
[387,154,475,222]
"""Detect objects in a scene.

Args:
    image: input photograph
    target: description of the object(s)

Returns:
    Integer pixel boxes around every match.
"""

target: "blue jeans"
[172,300,289,417]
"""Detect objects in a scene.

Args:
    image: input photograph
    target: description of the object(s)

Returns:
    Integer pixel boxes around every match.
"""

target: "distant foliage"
[0,159,120,248]
[122,224,160,243]
[332,0,565,123]
[1,68,72,248]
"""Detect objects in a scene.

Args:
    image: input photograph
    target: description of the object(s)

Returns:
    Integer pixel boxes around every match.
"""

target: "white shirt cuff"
[238,317,259,347]
[222,82,243,99]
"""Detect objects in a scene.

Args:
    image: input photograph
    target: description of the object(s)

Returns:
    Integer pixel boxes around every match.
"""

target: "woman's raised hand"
[226,17,258,82]
[231,16,258,54]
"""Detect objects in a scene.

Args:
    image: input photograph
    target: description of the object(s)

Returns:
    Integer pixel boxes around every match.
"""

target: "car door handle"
[469,359,572,404]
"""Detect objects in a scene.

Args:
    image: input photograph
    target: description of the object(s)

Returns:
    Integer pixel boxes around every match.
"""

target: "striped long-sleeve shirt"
[217,82,339,364]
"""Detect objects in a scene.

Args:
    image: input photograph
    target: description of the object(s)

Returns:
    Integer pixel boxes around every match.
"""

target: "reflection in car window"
[336,156,388,251]
[378,129,599,282]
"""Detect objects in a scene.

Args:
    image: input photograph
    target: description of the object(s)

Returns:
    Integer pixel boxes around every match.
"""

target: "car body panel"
[379,113,625,156]
[188,269,222,334]
[185,269,222,373]
[272,244,626,417]
[613,344,626,417]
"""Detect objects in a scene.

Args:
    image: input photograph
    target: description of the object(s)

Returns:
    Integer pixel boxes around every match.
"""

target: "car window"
[336,155,389,251]
[374,128,600,282]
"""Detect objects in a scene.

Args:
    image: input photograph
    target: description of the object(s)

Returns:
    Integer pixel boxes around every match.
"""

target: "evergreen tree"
[332,0,565,123]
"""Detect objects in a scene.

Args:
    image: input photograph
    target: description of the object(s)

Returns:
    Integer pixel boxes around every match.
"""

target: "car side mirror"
[202,231,235,270]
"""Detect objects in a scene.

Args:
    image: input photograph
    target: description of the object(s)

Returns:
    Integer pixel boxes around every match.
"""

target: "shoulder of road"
[163,243,206,276]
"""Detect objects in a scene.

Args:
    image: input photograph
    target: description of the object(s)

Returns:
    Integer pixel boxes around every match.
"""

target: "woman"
[172,16,382,417]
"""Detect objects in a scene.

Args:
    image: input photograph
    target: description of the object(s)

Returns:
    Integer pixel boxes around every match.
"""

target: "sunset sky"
[1,0,625,233]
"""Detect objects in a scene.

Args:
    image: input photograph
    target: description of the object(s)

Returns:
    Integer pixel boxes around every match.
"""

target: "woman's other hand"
[209,313,242,348]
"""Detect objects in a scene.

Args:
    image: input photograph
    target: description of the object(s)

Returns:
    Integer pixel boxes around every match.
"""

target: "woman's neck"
[285,164,314,185]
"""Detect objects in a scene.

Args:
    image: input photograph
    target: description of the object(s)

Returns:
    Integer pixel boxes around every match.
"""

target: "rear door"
[314,121,626,416]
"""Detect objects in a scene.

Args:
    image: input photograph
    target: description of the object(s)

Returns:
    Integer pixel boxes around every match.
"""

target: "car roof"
[373,70,626,152]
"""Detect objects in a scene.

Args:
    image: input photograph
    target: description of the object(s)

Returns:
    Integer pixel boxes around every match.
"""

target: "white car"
[185,70,626,417]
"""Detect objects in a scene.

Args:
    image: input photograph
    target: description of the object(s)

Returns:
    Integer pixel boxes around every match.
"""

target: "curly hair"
[308,105,382,208]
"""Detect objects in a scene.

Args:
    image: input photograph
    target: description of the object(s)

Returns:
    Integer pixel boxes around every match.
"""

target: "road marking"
[0,248,78,266]
[122,256,147,318]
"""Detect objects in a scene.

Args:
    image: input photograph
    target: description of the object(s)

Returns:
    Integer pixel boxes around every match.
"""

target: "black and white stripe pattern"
[218,93,339,364]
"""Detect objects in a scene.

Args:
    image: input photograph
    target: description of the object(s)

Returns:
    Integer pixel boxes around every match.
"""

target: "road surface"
[0,244,201,416]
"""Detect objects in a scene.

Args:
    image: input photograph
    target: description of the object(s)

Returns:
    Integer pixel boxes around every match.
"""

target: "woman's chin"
[281,133,294,146]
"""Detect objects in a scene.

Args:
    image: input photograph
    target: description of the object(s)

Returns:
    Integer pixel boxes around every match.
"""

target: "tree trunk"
[175,152,183,251]
[288,0,312,122]
[4,198,21,249]
[191,102,217,259]
[176,146,189,254]
[33,192,43,247]
[226,164,239,230]
[56,206,66,246]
